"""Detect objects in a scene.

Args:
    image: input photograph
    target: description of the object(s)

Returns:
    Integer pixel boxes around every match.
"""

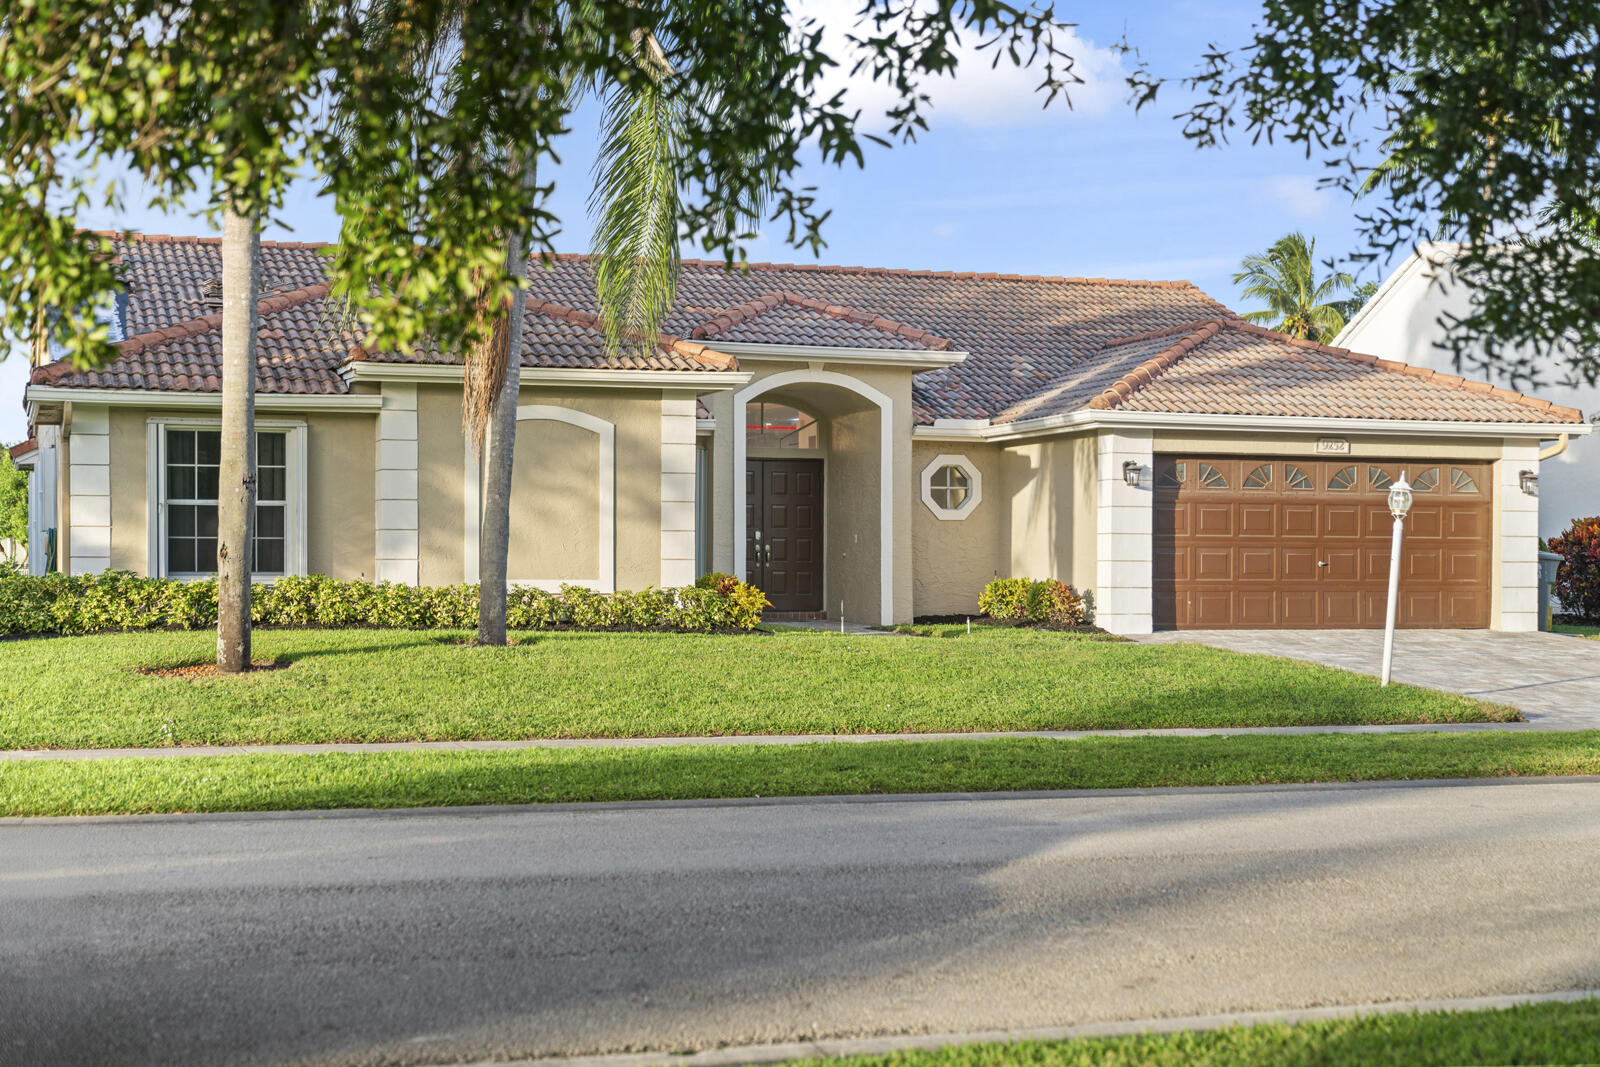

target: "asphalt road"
[4,781,1600,1067]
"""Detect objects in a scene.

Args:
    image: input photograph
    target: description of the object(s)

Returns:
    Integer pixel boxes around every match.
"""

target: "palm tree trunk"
[217,206,259,673]
[475,228,528,646]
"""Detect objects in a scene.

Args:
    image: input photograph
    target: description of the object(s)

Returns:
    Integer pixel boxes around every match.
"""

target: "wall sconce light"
[1519,469,1538,496]
[1122,460,1142,488]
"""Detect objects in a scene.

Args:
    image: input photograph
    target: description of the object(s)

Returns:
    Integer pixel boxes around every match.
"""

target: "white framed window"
[920,453,983,520]
[147,418,308,579]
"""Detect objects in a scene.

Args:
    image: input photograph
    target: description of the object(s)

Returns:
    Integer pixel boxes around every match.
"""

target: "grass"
[4,731,1597,817]
[0,627,1515,750]
[1555,622,1599,638]
[775,999,1600,1067]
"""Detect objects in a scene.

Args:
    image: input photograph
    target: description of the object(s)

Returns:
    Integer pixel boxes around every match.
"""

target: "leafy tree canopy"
[1130,1,1600,389]
[0,448,27,550]
[2,0,1086,370]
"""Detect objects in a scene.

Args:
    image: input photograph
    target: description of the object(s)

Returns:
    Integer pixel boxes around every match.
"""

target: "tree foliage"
[1233,232,1356,343]
[1129,1,1600,388]
[0,449,26,551]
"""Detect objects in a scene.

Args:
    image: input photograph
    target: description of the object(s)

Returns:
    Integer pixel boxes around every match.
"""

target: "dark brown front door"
[746,458,823,612]
[1154,457,1492,629]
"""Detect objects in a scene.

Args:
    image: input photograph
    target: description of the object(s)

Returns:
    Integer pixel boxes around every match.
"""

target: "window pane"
[167,430,195,464]
[195,538,217,572]
[196,467,220,500]
[944,485,967,508]
[167,537,195,574]
[167,465,196,500]
[197,505,219,538]
[196,431,222,465]
[169,504,196,537]
[256,505,285,539]
[258,468,286,502]
[254,537,284,574]
[257,432,286,467]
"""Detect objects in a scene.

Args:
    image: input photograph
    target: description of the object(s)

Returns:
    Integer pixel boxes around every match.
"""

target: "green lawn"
[1555,622,1599,638]
[5,731,1596,817]
[0,627,1516,750]
[777,999,1600,1067]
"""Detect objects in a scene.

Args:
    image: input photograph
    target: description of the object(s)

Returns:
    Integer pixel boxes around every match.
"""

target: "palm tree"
[1233,232,1356,343]
[216,206,260,672]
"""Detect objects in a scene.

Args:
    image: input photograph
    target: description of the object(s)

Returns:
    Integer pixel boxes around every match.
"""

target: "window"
[1413,468,1440,492]
[1450,468,1478,493]
[152,421,305,578]
[919,453,983,519]
[1368,466,1393,491]
[1156,461,1186,489]
[1243,464,1273,489]
[1284,464,1313,490]
[1196,462,1227,489]
[1328,465,1357,491]
[746,402,819,449]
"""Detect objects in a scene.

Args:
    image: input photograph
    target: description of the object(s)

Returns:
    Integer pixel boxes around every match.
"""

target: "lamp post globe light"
[1380,473,1414,687]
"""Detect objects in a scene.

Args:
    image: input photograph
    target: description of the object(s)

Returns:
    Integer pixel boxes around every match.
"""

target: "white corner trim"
[375,383,420,586]
[708,341,968,371]
[462,404,616,592]
[734,368,896,626]
[661,393,698,587]
[919,452,983,520]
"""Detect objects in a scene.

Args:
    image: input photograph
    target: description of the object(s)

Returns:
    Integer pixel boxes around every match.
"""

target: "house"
[1334,243,1600,542]
[18,233,1591,634]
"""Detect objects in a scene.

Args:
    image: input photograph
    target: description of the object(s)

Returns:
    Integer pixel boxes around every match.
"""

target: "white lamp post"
[1380,473,1414,687]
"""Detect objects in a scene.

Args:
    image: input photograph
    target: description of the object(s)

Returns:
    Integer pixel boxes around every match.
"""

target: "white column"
[660,390,698,587]
[29,426,60,576]
[1498,440,1541,632]
[1095,429,1154,635]
[374,383,420,585]
[67,406,111,574]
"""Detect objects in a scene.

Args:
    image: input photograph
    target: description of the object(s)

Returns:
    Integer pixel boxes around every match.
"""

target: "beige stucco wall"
[910,440,1004,616]
[1150,430,1508,461]
[102,407,376,577]
[417,383,665,589]
[997,431,1097,591]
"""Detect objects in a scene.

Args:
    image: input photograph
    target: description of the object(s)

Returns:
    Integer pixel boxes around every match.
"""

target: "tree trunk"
[476,230,528,646]
[217,207,260,673]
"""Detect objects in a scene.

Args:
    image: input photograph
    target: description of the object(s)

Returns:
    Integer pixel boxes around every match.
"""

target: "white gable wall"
[1335,249,1600,540]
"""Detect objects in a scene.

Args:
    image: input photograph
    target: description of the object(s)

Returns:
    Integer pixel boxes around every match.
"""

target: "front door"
[745,458,823,612]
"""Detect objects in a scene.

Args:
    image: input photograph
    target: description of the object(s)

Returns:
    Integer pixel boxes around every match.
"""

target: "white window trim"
[146,417,309,580]
[920,453,983,520]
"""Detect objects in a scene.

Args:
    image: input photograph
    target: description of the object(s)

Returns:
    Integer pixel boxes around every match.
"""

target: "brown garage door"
[1154,457,1491,629]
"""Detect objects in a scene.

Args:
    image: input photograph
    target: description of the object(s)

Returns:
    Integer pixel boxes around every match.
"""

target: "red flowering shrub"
[1548,517,1600,621]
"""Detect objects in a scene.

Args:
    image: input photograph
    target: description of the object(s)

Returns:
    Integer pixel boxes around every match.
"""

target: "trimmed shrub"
[0,572,769,637]
[1548,517,1600,622]
[978,577,1093,627]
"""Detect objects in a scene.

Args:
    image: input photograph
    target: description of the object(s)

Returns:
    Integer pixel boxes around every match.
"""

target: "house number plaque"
[1315,438,1351,455]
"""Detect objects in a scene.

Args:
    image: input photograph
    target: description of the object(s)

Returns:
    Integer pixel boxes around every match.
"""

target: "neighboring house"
[7,438,39,571]
[18,234,1591,633]
[1335,243,1600,542]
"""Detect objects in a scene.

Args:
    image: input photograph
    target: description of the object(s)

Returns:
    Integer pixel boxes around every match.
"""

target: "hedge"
[1548,517,1600,622]
[978,577,1093,626]
[0,571,770,637]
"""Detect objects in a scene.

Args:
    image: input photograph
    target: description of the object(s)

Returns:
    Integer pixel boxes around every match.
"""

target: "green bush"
[0,572,769,637]
[1548,517,1600,622]
[978,577,1092,626]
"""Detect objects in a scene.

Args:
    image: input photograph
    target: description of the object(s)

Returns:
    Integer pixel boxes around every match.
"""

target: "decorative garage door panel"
[1153,457,1491,630]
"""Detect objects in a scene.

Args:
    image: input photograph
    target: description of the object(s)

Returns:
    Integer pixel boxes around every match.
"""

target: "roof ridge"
[29,283,331,386]
[525,300,738,371]
[688,290,955,350]
[1220,318,1584,422]
[1087,319,1227,410]
[1101,317,1235,349]
[80,229,331,250]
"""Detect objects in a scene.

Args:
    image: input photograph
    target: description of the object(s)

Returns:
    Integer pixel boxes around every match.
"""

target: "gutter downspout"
[1538,433,1570,461]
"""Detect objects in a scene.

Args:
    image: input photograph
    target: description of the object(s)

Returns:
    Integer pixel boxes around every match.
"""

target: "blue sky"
[1,0,1386,444]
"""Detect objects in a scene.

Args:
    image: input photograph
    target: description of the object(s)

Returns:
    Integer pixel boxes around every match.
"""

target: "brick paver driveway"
[1135,629,1600,729]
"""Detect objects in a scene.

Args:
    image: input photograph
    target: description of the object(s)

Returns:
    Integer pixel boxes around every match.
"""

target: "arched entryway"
[733,369,895,625]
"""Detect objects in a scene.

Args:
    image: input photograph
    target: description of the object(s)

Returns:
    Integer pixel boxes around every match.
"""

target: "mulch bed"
[136,660,287,678]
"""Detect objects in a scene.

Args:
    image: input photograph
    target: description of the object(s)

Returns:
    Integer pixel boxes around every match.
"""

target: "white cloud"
[1259,175,1335,220]
[932,220,963,239]
[795,0,1130,131]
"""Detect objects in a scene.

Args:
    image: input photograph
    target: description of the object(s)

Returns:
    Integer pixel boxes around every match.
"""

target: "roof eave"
[341,362,754,390]
[706,342,968,370]
[913,409,1592,443]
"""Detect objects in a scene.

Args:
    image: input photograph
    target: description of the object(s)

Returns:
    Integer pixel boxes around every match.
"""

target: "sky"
[0,0,1387,445]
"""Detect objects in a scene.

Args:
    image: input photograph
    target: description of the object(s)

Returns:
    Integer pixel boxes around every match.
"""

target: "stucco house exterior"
[1334,243,1600,543]
[18,234,1590,634]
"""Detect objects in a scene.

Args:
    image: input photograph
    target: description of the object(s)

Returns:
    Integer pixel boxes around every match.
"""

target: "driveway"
[5,782,1600,1066]
[1136,629,1600,728]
